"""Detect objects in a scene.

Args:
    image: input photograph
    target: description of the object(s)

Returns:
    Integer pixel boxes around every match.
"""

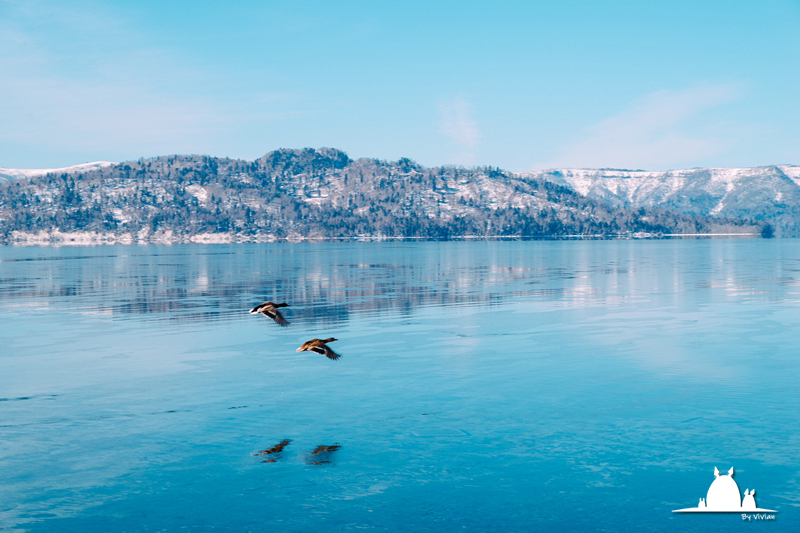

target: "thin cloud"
[541,86,744,170]
[0,1,300,165]
[438,95,480,165]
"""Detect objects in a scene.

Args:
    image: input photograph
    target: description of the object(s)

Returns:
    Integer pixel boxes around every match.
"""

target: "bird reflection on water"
[305,444,341,465]
[253,439,292,463]
[251,440,341,465]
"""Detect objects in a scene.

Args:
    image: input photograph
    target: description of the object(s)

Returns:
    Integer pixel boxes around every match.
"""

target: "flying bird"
[249,301,290,327]
[296,338,341,360]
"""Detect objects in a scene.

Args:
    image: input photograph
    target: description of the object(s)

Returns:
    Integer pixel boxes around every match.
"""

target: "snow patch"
[185,184,208,205]
[0,161,116,181]
[112,209,132,224]
[190,233,233,244]
[517,165,798,217]
[778,165,800,186]
[709,201,726,216]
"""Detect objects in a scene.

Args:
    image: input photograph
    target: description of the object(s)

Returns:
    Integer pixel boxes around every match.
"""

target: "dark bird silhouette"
[253,439,292,460]
[249,301,290,327]
[311,444,341,454]
[296,338,340,360]
[306,444,341,465]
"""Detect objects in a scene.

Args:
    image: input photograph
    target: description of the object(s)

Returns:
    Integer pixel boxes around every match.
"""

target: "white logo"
[672,467,777,513]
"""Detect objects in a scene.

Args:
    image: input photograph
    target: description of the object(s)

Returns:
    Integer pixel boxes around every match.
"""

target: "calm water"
[1,240,799,532]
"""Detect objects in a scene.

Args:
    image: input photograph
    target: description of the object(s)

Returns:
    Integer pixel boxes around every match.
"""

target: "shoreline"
[1,229,764,246]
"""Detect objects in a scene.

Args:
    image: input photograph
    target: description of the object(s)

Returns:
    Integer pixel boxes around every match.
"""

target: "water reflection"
[304,444,341,466]
[4,242,798,328]
[0,394,59,402]
[3,241,800,532]
[254,439,292,463]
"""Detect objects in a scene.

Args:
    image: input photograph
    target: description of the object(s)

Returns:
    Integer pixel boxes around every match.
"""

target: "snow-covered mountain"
[0,162,116,183]
[1,149,764,245]
[518,165,800,236]
[3,155,798,236]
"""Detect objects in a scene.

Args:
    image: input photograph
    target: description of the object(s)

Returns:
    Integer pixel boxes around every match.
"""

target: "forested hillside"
[0,148,768,244]
[525,165,800,237]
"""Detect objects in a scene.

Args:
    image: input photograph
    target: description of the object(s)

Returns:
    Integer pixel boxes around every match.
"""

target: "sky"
[1,0,799,171]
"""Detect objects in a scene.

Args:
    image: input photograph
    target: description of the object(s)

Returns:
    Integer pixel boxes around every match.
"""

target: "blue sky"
[1,0,799,171]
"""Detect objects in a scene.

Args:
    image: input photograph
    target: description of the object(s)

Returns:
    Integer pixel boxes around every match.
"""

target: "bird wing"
[310,344,340,360]
[268,309,290,327]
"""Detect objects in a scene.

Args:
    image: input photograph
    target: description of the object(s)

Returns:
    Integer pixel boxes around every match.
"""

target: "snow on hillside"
[2,155,798,235]
[516,165,800,236]
[778,165,800,186]
[0,161,116,182]
[516,167,761,201]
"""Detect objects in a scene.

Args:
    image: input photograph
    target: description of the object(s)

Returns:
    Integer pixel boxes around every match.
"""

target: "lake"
[1,240,798,532]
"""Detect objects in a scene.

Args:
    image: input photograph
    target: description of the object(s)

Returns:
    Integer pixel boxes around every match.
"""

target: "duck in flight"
[296,338,341,360]
[249,301,290,327]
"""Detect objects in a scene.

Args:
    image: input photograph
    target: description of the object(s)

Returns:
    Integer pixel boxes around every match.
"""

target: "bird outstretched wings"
[249,301,290,327]
[296,338,341,360]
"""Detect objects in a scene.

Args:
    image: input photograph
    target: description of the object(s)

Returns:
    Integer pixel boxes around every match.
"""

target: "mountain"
[0,161,116,183]
[520,165,800,237]
[0,148,766,245]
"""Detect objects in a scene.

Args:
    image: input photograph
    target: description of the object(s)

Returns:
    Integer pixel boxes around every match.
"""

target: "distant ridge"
[519,165,800,236]
[0,162,117,183]
[0,149,771,245]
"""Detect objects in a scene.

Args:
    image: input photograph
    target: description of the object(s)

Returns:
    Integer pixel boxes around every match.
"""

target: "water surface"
[1,240,799,532]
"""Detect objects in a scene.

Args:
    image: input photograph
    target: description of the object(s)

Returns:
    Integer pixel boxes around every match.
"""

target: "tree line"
[0,148,771,243]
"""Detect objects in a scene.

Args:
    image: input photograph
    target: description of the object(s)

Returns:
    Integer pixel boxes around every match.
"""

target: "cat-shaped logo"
[672,467,777,513]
